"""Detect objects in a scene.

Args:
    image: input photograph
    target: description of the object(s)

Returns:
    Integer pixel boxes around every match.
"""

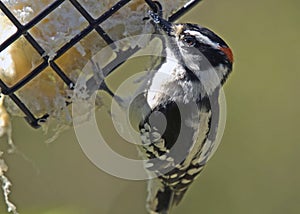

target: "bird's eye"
[183,35,196,47]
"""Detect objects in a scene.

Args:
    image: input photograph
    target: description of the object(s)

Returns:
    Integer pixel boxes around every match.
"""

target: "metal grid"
[0,0,202,129]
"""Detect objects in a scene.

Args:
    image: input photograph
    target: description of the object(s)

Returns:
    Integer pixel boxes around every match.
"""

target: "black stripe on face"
[185,24,229,48]
[181,24,233,69]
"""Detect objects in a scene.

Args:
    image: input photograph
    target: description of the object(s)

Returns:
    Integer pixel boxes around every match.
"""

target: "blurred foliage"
[0,0,300,213]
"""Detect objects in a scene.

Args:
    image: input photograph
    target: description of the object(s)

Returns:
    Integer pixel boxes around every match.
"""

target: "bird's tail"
[146,179,188,214]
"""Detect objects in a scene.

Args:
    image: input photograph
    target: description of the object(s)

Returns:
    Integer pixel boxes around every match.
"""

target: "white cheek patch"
[184,30,219,49]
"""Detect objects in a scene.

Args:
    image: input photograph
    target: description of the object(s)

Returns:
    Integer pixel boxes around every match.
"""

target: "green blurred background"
[1,0,300,213]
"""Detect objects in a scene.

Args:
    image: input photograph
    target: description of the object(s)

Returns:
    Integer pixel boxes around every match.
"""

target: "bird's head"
[149,11,233,91]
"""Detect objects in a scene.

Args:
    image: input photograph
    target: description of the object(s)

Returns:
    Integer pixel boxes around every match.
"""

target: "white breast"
[146,48,205,109]
[146,47,182,109]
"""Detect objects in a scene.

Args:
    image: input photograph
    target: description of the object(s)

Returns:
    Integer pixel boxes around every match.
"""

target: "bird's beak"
[148,11,178,37]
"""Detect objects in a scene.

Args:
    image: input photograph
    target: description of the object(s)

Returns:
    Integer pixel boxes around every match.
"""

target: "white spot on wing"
[170,173,178,179]
[145,162,154,168]
[187,167,202,175]
[181,179,192,184]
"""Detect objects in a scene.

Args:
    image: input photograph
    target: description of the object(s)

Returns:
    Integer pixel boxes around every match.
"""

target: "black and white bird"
[136,11,234,214]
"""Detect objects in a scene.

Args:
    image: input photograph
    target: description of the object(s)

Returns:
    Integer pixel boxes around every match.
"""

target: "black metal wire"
[0,0,202,128]
[0,0,65,52]
[169,0,203,22]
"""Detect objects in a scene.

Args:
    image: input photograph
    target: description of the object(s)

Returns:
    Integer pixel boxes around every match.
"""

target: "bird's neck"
[146,47,203,109]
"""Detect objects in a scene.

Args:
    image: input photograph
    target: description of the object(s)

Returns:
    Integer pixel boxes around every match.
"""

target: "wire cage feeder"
[0,0,202,129]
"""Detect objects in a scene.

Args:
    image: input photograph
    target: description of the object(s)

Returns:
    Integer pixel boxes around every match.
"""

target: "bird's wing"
[139,98,214,213]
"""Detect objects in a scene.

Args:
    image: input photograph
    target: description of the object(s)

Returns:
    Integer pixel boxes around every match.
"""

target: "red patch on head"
[220,47,234,63]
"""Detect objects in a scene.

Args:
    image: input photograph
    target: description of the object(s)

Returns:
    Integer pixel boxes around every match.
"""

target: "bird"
[135,10,234,214]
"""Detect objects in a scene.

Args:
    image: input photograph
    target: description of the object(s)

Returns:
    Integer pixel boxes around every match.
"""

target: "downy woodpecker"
[138,11,233,214]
